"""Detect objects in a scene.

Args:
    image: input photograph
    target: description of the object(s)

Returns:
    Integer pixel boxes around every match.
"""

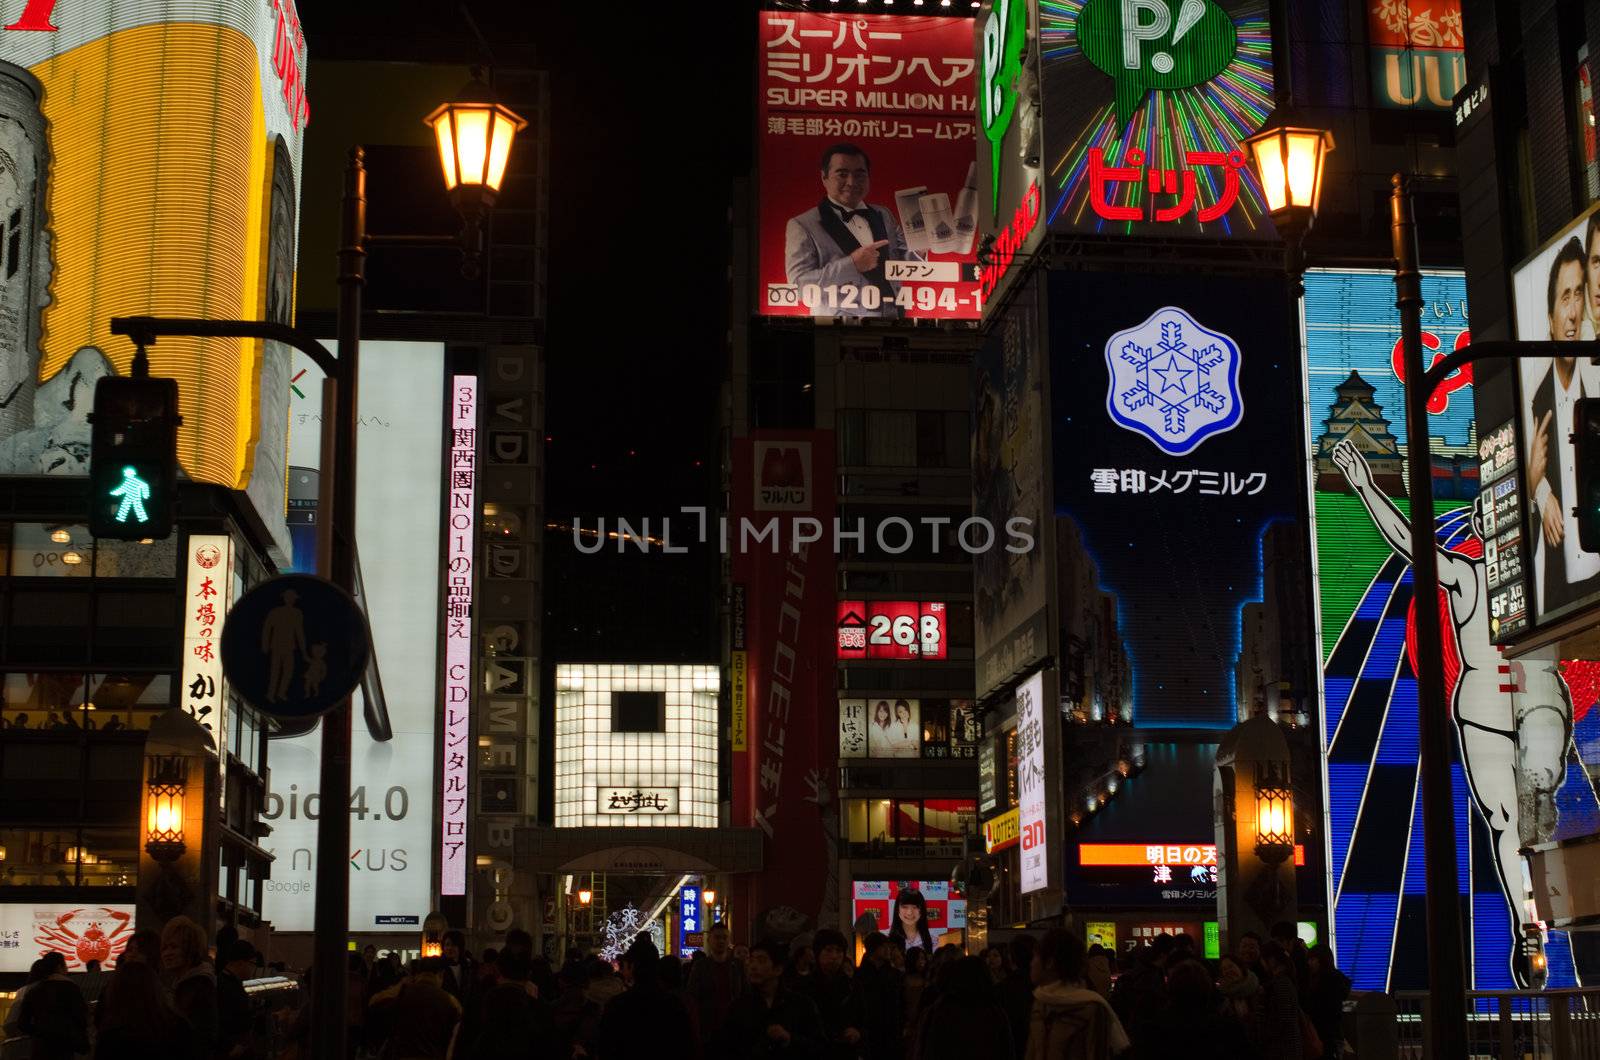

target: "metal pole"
[1392,172,1468,1059]
[311,146,366,1060]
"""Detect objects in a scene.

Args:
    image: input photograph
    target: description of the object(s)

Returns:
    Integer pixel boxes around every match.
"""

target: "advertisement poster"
[1036,0,1274,238]
[851,880,966,942]
[0,904,134,973]
[836,600,947,659]
[1367,0,1466,110]
[974,273,1049,698]
[1016,672,1047,893]
[262,341,444,933]
[1050,272,1309,730]
[757,12,980,320]
[1511,204,1600,625]
[0,4,305,559]
[1304,268,1600,990]
[730,432,840,937]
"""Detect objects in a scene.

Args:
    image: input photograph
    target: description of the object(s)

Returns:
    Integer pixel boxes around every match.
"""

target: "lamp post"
[111,77,525,1059]
[144,754,188,863]
[1244,118,1469,1057]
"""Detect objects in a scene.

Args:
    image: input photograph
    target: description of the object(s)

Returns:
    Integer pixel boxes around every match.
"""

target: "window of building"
[866,411,916,467]
[0,826,136,887]
[612,690,665,733]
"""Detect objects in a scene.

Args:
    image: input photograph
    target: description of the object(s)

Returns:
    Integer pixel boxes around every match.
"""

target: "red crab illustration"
[35,908,132,967]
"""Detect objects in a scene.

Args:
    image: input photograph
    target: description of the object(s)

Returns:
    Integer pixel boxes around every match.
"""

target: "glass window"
[946,412,970,469]
[88,674,171,732]
[866,412,915,466]
[4,673,87,730]
[75,827,136,887]
[842,798,893,847]
[916,411,947,468]
[93,536,177,579]
[9,525,91,578]
[923,798,976,842]
[0,828,80,886]
[8,590,91,665]
[837,410,865,466]
[82,743,142,821]
[0,743,82,821]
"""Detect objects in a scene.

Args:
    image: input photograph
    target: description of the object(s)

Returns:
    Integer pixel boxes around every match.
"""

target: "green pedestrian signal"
[88,375,180,541]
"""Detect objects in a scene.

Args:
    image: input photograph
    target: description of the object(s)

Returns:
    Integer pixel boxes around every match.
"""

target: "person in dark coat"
[93,960,201,1060]
[688,922,748,1047]
[719,939,826,1059]
[1108,935,1172,1053]
[800,929,864,1060]
[1257,943,1302,1060]
[595,938,697,1060]
[460,952,556,1060]
[998,935,1036,1060]
[1304,944,1350,1059]
[1141,960,1256,1060]
[848,934,905,1060]
[161,916,218,1058]
[910,956,1011,1060]
[216,939,262,1059]
[17,954,89,1060]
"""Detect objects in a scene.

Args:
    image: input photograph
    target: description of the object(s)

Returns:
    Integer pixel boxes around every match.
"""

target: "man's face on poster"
[1552,258,1585,342]
[822,152,870,209]
[1588,229,1600,329]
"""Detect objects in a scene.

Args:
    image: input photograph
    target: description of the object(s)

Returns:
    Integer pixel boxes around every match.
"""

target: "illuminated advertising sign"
[0,3,307,557]
[679,885,701,957]
[1368,0,1465,110]
[440,376,477,896]
[731,432,838,933]
[851,880,966,942]
[1034,0,1273,238]
[554,665,718,828]
[180,535,233,785]
[1016,672,1047,893]
[983,807,1020,854]
[757,12,981,320]
[974,273,1049,697]
[836,600,946,659]
[0,904,134,973]
[840,697,976,760]
[263,342,444,933]
[1305,268,1600,990]
[1050,272,1308,729]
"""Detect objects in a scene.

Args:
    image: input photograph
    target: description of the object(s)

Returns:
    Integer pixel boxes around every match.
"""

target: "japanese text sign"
[1016,672,1047,893]
[181,535,233,772]
[441,375,477,896]
[836,599,946,659]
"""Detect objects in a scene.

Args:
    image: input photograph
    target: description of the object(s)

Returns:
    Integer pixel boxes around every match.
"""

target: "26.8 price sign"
[837,600,947,660]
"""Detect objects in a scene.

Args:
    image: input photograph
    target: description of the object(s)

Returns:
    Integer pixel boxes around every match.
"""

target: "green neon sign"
[110,466,152,524]
[980,0,1028,216]
[1079,0,1237,129]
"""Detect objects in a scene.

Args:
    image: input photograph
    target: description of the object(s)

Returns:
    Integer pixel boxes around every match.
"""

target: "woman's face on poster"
[874,701,891,726]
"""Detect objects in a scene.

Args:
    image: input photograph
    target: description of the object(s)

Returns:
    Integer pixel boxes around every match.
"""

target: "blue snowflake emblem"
[1103,306,1243,456]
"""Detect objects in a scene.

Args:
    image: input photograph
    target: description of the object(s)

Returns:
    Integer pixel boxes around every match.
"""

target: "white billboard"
[0,904,135,973]
[1016,671,1047,894]
[261,341,444,932]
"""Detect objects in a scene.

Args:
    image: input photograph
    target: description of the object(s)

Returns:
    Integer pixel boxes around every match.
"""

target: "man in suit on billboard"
[1527,236,1600,613]
[784,143,908,319]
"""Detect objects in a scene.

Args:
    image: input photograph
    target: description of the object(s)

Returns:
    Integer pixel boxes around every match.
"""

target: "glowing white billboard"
[261,341,444,932]
[554,664,718,828]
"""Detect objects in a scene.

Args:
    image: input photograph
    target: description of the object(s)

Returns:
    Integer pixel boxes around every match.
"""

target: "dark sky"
[302,2,752,522]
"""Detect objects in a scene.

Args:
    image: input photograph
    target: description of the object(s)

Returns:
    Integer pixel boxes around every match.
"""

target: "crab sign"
[35,908,132,967]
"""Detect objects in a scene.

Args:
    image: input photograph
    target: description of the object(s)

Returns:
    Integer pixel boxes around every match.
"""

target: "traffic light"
[88,375,180,540]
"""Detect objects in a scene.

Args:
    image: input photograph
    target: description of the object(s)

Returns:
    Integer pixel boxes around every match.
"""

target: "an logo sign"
[1104,306,1243,456]
[1078,0,1238,128]
[754,441,812,511]
[980,0,1029,214]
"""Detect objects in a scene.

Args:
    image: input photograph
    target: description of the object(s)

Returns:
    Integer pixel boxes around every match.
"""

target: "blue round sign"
[220,574,371,721]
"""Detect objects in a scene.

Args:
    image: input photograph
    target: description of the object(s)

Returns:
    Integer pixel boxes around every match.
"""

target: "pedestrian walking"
[92,961,201,1060]
[460,952,556,1060]
[1107,935,1171,1052]
[998,935,1035,1060]
[1216,954,1264,1049]
[687,923,747,1047]
[216,939,263,1060]
[910,956,1011,1060]
[799,929,864,1060]
[161,916,218,1058]
[1024,929,1129,1060]
[848,934,904,1060]
[1304,945,1349,1059]
[1141,960,1257,1060]
[366,958,462,1060]
[1257,943,1303,1060]
[76,959,107,1008]
[719,939,825,1059]
[595,938,697,1060]
[15,953,89,1060]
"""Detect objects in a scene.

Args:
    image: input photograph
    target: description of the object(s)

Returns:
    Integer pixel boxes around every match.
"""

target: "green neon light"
[110,465,151,524]
[980,0,1028,217]
[1078,0,1238,130]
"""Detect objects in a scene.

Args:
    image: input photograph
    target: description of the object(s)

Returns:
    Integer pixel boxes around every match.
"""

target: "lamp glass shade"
[578,889,593,906]
[424,99,528,196]
[146,781,184,846]
[1249,132,1290,214]
[1252,766,1294,856]
[432,113,458,191]
[1243,124,1334,224]
[421,939,443,958]
[702,889,716,906]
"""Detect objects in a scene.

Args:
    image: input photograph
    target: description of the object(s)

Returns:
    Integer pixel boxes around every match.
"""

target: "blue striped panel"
[1545,930,1579,989]
[1334,892,1399,992]
[1471,888,1514,990]
[1323,676,1353,744]
[1353,585,1393,621]
[1402,782,1427,894]
[1360,620,1409,681]
[1327,762,1368,889]
[1376,682,1420,764]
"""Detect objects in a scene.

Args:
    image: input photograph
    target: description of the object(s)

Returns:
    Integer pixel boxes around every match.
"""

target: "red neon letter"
[4,0,59,31]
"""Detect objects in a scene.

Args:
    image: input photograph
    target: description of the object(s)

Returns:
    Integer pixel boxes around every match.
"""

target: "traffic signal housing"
[88,375,181,541]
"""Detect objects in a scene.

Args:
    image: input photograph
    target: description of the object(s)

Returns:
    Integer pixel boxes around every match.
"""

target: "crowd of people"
[0,914,274,1059]
[0,901,1352,1060]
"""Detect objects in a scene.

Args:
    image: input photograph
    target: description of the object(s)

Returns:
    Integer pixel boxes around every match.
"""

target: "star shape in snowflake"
[1152,353,1192,394]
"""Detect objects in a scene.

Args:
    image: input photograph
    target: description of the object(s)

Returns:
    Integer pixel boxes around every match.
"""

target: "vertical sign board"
[757,12,982,321]
[263,342,445,933]
[1306,268,1599,990]
[441,376,478,897]
[729,432,838,936]
[181,535,233,779]
[1016,672,1047,893]
[731,583,748,752]
[1367,0,1465,110]
[0,3,305,558]
[679,885,702,957]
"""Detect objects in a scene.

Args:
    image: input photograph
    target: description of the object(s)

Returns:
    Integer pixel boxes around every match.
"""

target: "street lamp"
[423,70,527,277]
[1240,119,1334,280]
[1251,763,1293,865]
[577,887,593,906]
[144,754,187,863]
[421,911,448,959]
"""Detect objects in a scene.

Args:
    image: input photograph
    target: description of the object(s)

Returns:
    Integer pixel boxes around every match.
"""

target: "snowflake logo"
[1103,306,1243,456]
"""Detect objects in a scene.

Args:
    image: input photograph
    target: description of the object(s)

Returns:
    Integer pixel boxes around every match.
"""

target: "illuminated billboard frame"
[554,664,718,828]
[836,600,947,660]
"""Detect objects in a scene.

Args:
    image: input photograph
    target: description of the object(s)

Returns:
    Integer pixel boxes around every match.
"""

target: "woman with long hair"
[887,888,934,953]
[93,960,200,1060]
[893,700,914,739]
[873,701,893,732]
